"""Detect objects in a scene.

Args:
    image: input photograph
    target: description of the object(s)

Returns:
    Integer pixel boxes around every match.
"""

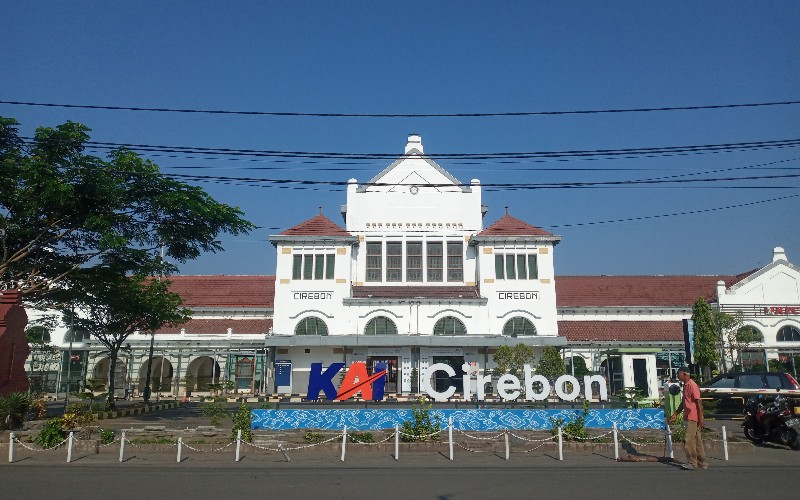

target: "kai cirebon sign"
[307,362,609,402]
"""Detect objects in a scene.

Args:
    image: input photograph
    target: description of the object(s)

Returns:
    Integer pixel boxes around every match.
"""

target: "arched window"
[502,317,537,337]
[736,325,764,342]
[295,317,328,336]
[433,317,466,336]
[364,316,397,335]
[777,325,800,342]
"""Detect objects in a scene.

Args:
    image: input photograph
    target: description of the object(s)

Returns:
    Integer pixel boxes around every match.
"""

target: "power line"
[159,170,800,189]
[547,194,800,229]
[23,136,800,160]
[2,99,800,117]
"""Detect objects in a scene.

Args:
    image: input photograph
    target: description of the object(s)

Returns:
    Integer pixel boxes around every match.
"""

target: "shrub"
[100,428,115,444]
[230,402,253,442]
[201,401,229,426]
[0,392,32,429]
[400,397,441,442]
[304,431,324,443]
[550,400,590,441]
[348,431,374,443]
[36,419,65,448]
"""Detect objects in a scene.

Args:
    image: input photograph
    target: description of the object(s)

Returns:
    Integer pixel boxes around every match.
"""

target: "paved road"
[6,404,800,499]
[2,448,800,500]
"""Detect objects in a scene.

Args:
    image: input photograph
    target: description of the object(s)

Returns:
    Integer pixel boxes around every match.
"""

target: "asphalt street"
[4,402,798,500]
[2,449,800,500]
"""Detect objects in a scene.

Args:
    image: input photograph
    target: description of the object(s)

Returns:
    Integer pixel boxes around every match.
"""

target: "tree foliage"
[60,271,191,408]
[493,343,535,376]
[536,346,566,379]
[691,297,719,379]
[2,117,253,407]
[565,355,591,377]
[0,117,253,305]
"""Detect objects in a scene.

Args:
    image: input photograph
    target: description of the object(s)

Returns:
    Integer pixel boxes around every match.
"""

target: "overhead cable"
[2,99,800,118]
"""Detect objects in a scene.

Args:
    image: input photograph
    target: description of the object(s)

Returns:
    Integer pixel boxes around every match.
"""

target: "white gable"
[344,135,484,232]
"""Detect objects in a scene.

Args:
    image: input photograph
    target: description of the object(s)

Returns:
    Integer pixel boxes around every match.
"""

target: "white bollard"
[177,436,183,463]
[613,422,619,460]
[558,426,563,461]
[67,431,74,463]
[8,432,14,463]
[504,430,510,460]
[394,424,399,461]
[722,425,729,461]
[666,424,674,459]
[236,429,242,462]
[341,426,347,462]
[118,431,126,463]
[448,417,454,461]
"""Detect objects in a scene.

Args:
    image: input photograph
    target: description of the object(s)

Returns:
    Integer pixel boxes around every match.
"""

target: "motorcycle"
[742,393,800,450]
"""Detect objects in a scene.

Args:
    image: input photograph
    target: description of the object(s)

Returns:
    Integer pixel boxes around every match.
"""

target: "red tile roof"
[280,213,351,236]
[157,318,272,334]
[166,275,275,308]
[558,321,684,342]
[478,214,554,237]
[352,286,480,299]
[555,275,740,307]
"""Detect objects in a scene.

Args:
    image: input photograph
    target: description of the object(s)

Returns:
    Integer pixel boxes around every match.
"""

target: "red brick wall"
[0,290,30,394]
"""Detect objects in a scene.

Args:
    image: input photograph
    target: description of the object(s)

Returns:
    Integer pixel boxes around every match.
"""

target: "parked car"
[700,371,800,418]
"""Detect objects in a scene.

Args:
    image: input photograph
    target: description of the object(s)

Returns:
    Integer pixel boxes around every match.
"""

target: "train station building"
[27,136,800,401]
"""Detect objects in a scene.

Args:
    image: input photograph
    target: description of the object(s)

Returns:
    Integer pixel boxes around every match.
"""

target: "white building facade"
[24,136,800,402]
[267,135,565,396]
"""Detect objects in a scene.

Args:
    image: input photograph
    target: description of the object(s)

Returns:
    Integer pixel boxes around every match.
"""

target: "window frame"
[502,317,537,337]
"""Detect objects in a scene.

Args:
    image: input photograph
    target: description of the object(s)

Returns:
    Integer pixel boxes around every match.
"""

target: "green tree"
[60,270,191,409]
[536,346,566,379]
[565,355,591,377]
[0,117,253,304]
[493,343,536,376]
[691,297,719,380]
[2,117,252,406]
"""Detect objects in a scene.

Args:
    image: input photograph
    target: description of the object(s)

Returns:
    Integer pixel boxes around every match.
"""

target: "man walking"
[669,366,708,470]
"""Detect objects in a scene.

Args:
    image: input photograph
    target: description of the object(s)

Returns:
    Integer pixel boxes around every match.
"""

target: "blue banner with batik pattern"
[251,408,664,431]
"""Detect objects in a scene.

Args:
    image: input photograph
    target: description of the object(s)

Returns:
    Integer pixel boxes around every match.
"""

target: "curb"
[95,402,183,420]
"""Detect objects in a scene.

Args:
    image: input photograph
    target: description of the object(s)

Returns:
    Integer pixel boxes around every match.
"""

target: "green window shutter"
[292,255,302,280]
[516,254,527,280]
[528,254,538,280]
[325,254,335,279]
[303,254,313,279]
[505,253,516,280]
[314,254,324,279]
[495,254,504,279]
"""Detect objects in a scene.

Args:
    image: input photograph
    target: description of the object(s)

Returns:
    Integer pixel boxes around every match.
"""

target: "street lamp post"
[63,305,75,414]
[143,332,155,404]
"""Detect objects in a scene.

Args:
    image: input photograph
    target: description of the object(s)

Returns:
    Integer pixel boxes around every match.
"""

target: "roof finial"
[319,206,323,215]
[505,206,509,216]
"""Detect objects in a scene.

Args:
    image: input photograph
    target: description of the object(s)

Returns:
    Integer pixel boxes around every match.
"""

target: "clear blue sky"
[2,2,799,277]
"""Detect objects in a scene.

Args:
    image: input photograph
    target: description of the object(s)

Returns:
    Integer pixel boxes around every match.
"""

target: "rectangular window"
[325,254,335,280]
[292,255,302,280]
[386,242,402,282]
[294,253,335,280]
[495,253,539,280]
[495,254,504,280]
[314,254,324,279]
[427,242,443,282]
[516,255,527,280]
[527,254,538,279]
[366,242,382,282]
[505,253,516,280]
[447,242,463,282]
[407,242,422,282]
